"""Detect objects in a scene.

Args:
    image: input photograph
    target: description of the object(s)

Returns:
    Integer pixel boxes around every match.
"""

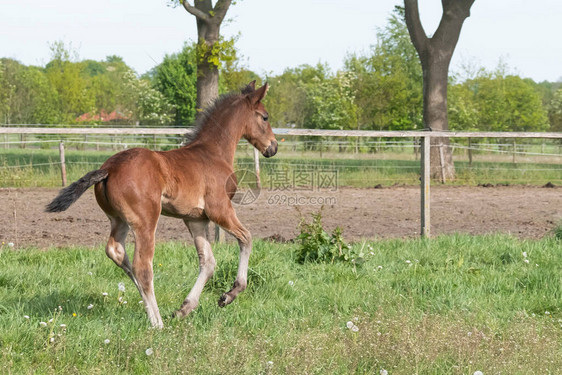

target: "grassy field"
[1,146,561,188]
[1,235,561,374]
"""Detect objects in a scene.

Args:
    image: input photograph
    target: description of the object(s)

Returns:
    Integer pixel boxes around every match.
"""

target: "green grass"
[1,147,561,188]
[1,235,561,374]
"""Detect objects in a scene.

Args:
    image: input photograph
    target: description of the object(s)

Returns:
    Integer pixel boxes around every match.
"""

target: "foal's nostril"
[263,140,278,158]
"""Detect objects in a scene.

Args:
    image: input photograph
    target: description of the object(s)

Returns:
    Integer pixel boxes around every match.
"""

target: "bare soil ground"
[0,185,560,249]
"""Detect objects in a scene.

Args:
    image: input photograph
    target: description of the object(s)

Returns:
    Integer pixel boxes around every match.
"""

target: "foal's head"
[241,81,278,158]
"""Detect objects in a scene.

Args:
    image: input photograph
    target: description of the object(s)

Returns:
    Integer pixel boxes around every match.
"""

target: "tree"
[549,88,562,132]
[345,8,423,131]
[150,43,198,126]
[180,0,233,112]
[404,0,475,181]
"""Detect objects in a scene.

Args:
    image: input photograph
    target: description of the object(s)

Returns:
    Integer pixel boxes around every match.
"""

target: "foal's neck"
[185,112,245,166]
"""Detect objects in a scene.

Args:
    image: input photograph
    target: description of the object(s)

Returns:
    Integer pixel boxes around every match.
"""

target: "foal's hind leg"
[174,219,216,318]
[105,217,139,289]
[130,215,163,328]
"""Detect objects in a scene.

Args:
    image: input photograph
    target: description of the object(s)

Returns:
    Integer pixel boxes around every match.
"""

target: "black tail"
[45,169,108,212]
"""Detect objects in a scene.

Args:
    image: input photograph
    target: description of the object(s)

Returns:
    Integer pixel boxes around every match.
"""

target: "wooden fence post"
[421,135,431,238]
[253,147,261,189]
[59,141,67,187]
[439,142,446,183]
[468,138,473,166]
[214,224,225,243]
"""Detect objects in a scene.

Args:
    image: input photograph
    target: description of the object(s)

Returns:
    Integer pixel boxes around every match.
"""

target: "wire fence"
[1,131,561,189]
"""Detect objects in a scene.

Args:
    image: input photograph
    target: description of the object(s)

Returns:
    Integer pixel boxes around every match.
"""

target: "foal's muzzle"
[263,140,278,158]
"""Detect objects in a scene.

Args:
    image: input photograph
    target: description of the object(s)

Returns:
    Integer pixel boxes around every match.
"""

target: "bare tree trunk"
[404,0,475,182]
[182,0,232,112]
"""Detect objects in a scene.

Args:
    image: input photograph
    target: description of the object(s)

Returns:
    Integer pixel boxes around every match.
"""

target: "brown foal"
[46,81,277,328]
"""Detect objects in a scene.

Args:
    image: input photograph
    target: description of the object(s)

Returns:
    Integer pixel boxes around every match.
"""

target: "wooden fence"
[1,126,561,238]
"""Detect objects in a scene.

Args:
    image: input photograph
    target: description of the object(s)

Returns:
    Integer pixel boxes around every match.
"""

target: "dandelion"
[72,313,77,317]
[346,321,354,329]
[473,371,483,375]
[118,282,126,292]
[118,296,124,303]
[40,321,47,327]
[377,265,383,270]
[288,280,294,287]
[104,339,110,345]
[145,348,154,356]
[8,242,14,248]
[102,292,108,297]
[380,369,388,375]
[87,304,94,310]
[24,315,30,319]
[351,325,359,332]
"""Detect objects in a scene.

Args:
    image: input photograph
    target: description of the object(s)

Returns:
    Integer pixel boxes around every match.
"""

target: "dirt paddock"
[0,185,560,249]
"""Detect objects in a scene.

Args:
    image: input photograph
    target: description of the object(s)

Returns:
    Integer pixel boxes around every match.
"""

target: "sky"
[1,0,561,82]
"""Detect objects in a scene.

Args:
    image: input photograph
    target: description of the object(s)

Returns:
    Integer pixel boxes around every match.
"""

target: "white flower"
[522,251,528,258]
[346,321,354,329]
[48,319,53,323]
[545,311,551,315]
[139,300,144,304]
[87,304,94,310]
[523,259,529,264]
[50,337,55,343]
[104,339,110,345]
[351,325,359,332]
[24,315,30,319]
[122,301,127,305]
[8,242,14,247]
[380,369,388,375]
[377,265,383,270]
[473,371,483,375]
[118,282,126,292]
[145,348,154,356]
[39,321,47,327]
[405,260,411,264]
[288,280,294,287]
[60,324,66,328]
[87,272,93,276]
[102,292,108,297]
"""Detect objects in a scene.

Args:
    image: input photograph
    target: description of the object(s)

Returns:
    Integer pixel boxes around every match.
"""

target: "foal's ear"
[241,80,256,94]
[248,82,269,105]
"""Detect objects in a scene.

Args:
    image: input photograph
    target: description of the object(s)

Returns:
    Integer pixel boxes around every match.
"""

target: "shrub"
[295,210,361,265]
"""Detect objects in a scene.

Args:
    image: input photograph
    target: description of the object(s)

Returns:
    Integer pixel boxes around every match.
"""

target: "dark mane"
[183,87,249,145]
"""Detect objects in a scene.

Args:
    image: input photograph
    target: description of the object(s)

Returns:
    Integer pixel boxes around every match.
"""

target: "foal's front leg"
[214,213,252,308]
[174,219,216,318]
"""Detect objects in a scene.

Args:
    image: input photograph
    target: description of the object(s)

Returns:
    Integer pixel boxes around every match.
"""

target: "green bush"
[295,210,362,265]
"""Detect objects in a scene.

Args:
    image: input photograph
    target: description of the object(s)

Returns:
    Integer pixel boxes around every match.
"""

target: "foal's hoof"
[218,293,232,308]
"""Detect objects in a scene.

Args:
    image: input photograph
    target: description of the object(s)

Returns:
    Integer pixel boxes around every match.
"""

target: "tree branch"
[404,0,429,56]
[182,1,211,22]
[213,0,232,22]
[432,0,475,57]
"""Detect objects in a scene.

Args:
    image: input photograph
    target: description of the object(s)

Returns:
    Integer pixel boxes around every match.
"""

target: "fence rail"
[1,126,561,238]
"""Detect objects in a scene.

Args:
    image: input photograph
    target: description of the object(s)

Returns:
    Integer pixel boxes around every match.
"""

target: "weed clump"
[295,210,362,265]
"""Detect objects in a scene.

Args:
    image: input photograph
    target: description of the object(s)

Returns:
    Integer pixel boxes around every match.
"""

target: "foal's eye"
[262,115,269,122]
